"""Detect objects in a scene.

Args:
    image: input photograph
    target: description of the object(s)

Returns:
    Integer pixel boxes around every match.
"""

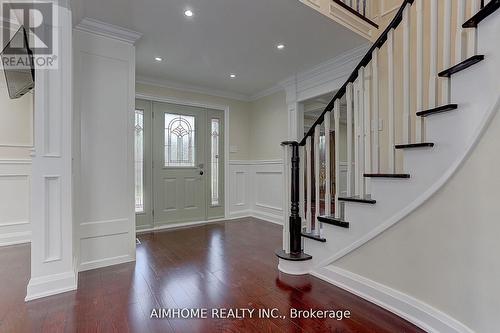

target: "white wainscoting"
[0,159,31,246]
[228,160,284,225]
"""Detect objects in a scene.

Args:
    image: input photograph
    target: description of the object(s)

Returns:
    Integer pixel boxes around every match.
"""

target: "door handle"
[199,170,204,175]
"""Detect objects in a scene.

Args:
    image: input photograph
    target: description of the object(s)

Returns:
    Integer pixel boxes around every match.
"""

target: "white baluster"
[363,65,371,195]
[456,0,466,63]
[314,126,321,234]
[416,0,424,142]
[299,145,305,228]
[346,83,354,197]
[306,137,312,233]
[442,0,452,105]
[429,0,438,109]
[282,145,290,252]
[324,112,331,217]
[334,100,341,219]
[372,49,380,172]
[358,68,366,196]
[388,29,395,173]
[353,79,360,195]
[468,0,480,58]
[403,4,411,143]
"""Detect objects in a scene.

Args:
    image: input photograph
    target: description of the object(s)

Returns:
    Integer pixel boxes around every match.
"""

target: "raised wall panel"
[254,171,283,212]
[0,161,31,246]
[44,176,62,262]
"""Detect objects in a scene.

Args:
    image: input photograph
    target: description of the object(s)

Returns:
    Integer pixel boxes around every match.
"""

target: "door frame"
[135,93,230,222]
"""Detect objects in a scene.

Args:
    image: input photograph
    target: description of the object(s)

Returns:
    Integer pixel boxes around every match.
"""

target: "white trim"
[0,159,32,164]
[78,255,135,272]
[135,93,231,221]
[312,266,474,333]
[249,85,285,101]
[0,231,31,246]
[75,18,142,44]
[229,159,283,165]
[25,270,77,301]
[137,76,250,102]
[0,144,33,148]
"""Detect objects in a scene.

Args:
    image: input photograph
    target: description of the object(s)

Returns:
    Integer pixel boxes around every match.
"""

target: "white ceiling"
[73,0,367,98]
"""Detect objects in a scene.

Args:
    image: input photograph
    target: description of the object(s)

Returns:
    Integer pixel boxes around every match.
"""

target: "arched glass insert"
[164,113,196,167]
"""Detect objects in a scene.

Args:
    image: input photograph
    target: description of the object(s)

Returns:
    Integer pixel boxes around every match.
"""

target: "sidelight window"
[211,119,220,206]
[134,110,144,213]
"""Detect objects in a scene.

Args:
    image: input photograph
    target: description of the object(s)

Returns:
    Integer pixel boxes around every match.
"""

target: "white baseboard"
[251,209,283,225]
[25,270,77,301]
[79,254,135,272]
[312,266,474,333]
[0,231,31,246]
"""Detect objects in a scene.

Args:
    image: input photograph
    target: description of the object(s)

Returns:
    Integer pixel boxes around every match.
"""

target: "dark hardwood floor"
[0,218,425,333]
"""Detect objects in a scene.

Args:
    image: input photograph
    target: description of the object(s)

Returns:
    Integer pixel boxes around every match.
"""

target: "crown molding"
[248,84,285,101]
[136,76,251,102]
[75,18,142,44]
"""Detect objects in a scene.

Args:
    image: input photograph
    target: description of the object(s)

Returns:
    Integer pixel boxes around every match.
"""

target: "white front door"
[135,99,225,229]
[153,102,207,224]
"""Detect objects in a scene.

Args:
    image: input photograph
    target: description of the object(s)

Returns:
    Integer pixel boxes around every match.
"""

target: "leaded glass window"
[134,110,144,213]
[164,113,195,167]
[211,119,220,206]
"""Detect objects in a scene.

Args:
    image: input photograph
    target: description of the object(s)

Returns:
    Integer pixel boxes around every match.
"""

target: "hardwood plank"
[0,217,425,333]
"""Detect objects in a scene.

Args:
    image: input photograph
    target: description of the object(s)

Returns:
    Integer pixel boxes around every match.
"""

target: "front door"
[153,102,207,225]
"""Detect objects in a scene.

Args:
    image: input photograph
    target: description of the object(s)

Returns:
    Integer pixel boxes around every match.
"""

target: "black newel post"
[275,142,311,262]
[289,143,301,254]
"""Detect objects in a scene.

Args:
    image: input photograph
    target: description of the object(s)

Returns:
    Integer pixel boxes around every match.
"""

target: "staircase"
[277,0,500,299]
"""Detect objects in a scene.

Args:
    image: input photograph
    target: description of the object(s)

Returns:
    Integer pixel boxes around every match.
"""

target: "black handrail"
[298,0,414,147]
[333,0,378,28]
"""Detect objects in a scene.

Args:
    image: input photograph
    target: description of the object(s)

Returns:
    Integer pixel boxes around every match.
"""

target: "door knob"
[199,171,204,175]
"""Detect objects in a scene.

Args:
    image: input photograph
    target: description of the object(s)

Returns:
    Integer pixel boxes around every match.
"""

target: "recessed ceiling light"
[276,43,285,50]
[229,74,236,79]
[184,9,193,17]
[154,57,163,62]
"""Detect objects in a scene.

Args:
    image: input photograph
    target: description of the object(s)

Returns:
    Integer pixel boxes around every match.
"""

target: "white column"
[429,0,439,109]
[306,137,312,233]
[27,2,76,301]
[416,0,424,142]
[388,29,395,173]
[403,5,411,143]
[346,83,354,197]
[442,0,452,105]
[334,100,341,219]
[324,112,332,216]
[372,49,380,172]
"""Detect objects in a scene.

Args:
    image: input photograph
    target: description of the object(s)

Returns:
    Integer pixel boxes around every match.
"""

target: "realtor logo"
[1,0,58,69]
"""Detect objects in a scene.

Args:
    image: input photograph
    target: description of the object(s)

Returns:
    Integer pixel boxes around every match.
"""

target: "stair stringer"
[301,11,500,271]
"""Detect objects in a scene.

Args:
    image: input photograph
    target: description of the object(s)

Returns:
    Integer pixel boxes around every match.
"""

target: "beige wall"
[248,91,288,160]
[335,103,500,333]
[0,70,33,159]
[136,82,252,160]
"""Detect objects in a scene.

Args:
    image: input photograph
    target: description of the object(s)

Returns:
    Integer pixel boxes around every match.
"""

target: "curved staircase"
[277,0,500,330]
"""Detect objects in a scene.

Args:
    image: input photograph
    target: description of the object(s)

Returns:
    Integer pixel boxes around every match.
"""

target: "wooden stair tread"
[417,104,458,117]
[438,55,484,78]
[463,0,500,28]
[275,249,312,261]
[364,173,411,179]
[317,216,350,228]
[395,143,434,149]
[301,231,327,242]
[338,196,376,204]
